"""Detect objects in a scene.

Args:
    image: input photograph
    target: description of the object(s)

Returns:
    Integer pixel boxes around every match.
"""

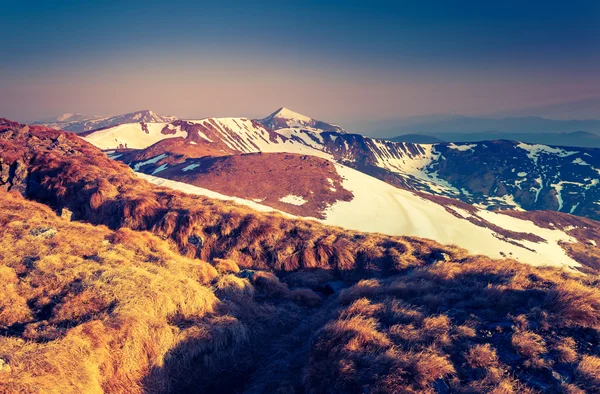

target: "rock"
[238,269,257,280]
[56,134,67,144]
[6,160,29,194]
[61,207,73,221]
[188,234,204,248]
[0,160,9,184]
[429,251,451,263]
[29,226,57,238]
[0,358,11,373]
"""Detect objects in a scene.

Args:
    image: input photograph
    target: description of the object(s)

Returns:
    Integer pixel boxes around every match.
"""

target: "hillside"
[84,109,600,222]
[1,120,600,392]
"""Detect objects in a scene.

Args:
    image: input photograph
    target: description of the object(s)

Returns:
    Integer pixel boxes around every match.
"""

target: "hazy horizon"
[2,0,599,124]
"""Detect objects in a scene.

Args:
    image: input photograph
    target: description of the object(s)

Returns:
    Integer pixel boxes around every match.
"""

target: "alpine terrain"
[1,114,600,394]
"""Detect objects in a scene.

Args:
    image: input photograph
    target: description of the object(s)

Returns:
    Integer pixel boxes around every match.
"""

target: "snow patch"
[448,143,477,151]
[151,164,168,175]
[182,163,201,172]
[279,195,308,206]
[133,154,167,171]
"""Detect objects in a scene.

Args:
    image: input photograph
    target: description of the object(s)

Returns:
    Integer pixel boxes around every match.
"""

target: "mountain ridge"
[83,109,600,222]
[34,109,178,133]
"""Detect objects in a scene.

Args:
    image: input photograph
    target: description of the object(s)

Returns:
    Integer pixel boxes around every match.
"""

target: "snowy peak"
[269,107,313,124]
[258,107,347,134]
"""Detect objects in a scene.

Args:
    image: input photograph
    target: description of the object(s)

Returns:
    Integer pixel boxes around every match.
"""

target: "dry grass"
[512,331,547,358]
[555,337,579,364]
[0,192,320,393]
[576,355,600,391]
[1,121,600,393]
[305,257,600,393]
[465,344,499,369]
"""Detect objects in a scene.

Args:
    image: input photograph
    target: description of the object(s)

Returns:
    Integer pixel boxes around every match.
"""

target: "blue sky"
[1,0,599,124]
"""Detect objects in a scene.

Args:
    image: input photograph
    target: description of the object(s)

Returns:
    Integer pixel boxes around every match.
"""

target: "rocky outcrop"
[0,158,28,194]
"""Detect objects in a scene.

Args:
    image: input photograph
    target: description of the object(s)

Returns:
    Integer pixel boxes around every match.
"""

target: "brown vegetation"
[2,119,600,393]
[305,258,600,393]
[156,152,354,218]
[118,137,231,164]
[0,192,331,393]
[0,120,468,275]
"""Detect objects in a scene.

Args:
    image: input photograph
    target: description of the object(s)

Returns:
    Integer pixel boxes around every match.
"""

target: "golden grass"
[305,257,600,393]
[0,192,316,393]
[576,355,600,391]
[2,122,600,393]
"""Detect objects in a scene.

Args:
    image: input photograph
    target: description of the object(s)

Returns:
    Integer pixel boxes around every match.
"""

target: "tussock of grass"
[305,258,600,393]
[0,192,316,393]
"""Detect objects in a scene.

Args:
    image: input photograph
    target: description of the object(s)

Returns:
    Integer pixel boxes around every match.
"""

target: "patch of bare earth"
[158,152,354,218]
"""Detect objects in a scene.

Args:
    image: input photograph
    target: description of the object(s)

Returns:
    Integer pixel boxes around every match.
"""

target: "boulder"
[29,226,57,238]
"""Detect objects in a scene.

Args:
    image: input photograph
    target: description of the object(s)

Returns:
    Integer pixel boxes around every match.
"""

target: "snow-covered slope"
[83,122,186,149]
[137,163,580,269]
[258,107,347,133]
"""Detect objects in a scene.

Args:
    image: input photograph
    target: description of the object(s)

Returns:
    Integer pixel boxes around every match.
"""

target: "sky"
[1,0,599,127]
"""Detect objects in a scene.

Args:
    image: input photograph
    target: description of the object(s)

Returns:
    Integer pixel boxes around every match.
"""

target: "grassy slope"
[0,121,599,393]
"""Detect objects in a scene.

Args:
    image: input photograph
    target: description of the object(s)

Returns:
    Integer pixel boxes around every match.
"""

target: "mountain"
[361,115,600,138]
[34,112,101,124]
[34,109,178,133]
[258,107,347,133]
[390,133,445,143]
[85,109,600,222]
[3,117,600,393]
[80,111,600,267]
[391,130,600,148]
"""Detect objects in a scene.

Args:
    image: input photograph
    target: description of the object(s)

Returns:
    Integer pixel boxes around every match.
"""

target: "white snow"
[133,154,167,171]
[517,172,527,177]
[136,173,290,216]
[279,195,308,206]
[573,158,589,166]
[182,163,201,172]
[551,181,585,211]
[274,107,312,124]
[517,142,577,164]
[84,123,187,149]
[319,164,578,268]
[151,164,168,175]
[448,143,477,151]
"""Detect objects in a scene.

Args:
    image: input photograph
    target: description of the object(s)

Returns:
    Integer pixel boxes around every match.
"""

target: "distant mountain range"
[75,110,586,267]
[33,110,177,133]
[391,130,600,148]
[35,110,600,147]
[362,115,600,137]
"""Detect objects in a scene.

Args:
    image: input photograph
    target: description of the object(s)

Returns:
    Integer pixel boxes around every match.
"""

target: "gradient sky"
[1,0,599,127]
